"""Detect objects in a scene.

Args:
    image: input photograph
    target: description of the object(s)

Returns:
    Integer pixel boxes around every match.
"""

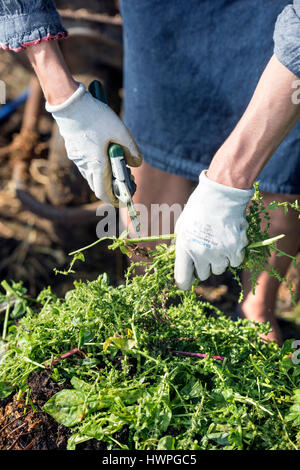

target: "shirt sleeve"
[274,0,300,78]
[0,0,68,52]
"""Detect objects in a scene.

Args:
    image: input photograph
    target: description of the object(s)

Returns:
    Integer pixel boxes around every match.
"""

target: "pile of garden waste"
[0,186,299,450]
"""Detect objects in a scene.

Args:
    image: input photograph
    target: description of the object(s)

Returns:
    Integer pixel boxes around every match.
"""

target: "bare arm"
[24,39,141,206]
[207,55,300,189]
[25,41,78,106]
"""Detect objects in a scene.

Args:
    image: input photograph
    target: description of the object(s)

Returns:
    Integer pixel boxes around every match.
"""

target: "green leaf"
[119,245,131,257]
[103,336,114,353]
[67,433,92,450]
[207,432,229,446]
[70,377,91,391]
[111,337,127,350]
[285,389,300,427]
[81,358,100,368]
[281,339,295,356]
[76,252,85,262]
[286,405,300,426]
[43,389,108,427]
[156,401,172,433]
[83,414,126,441]
[179,377,204,399]
[11,299,26,319]
[78,329,94,349]
[0,382,14,399]
[103,335,136,353]
[157,435,175,450]
[43,382,143,428]
[268,202,279,210]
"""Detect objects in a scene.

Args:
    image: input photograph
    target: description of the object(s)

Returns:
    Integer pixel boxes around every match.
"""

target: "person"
[0,1,299,344]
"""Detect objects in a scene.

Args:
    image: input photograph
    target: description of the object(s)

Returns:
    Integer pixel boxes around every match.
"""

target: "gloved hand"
[45,82,142,206]
[175,170,254,290]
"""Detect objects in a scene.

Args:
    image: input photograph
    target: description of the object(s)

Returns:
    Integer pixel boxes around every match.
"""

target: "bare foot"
[239,300,283,345]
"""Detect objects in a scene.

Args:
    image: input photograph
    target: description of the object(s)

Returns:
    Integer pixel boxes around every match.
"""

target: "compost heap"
[0,238,299,450]
[0,187,300,450]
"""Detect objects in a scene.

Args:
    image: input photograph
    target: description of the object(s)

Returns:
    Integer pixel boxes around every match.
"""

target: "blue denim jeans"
[0,0,67,51]
[0,1,299,73]
[120,0,300,193]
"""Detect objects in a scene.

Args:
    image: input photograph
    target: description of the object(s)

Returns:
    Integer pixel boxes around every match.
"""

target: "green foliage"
[0,382,13,399]
[0,249,299,449]
[286,389,300,427]
[0,185,299,450]
[62,182,300,306]
[232,184,300,303]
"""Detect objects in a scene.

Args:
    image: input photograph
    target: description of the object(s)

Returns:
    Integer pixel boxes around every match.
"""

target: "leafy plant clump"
[0,186,299,450]
[63,182,300,306]
[0,250,299,449]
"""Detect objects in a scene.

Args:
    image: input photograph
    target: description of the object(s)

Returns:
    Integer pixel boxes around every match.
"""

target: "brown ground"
[0,370,129,450]
[0,371,71,450]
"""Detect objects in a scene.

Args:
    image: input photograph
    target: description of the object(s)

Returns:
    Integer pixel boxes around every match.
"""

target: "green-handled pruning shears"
[88,80,141,237]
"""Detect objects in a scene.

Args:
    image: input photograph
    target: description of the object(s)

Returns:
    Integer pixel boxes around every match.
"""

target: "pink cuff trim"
[0,31,69,53]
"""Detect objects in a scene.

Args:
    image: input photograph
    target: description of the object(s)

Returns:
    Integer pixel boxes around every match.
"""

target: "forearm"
[0,0,74,104]
[207,55,300,189]
[25,41,77,105]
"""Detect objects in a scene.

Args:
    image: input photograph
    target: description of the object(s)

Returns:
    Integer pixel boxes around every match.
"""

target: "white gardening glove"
[175,170,254,290]
[45,82,142,206]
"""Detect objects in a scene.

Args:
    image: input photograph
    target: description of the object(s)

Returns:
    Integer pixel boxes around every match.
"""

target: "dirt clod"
[0,371,71,450]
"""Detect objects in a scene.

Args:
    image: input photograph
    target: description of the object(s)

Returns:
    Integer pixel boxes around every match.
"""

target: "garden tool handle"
[88,80,137,201]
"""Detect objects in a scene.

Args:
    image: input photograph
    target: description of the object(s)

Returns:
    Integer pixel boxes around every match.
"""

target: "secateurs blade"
[88,80,141,237]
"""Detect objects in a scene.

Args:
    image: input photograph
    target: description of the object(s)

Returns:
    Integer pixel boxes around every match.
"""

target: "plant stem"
[69,234,175,256]
[69,233,284,258]
[69,236,110,256]
[170,350,226,362]
[123,234,175,244]
[273,246,300,261]
[23,356,46,369]
[2,300,10,341]
[247,234,285,249]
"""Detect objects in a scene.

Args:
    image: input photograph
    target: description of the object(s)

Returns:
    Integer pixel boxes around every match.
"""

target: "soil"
[0,370,129,450]
[0,371,70,450]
